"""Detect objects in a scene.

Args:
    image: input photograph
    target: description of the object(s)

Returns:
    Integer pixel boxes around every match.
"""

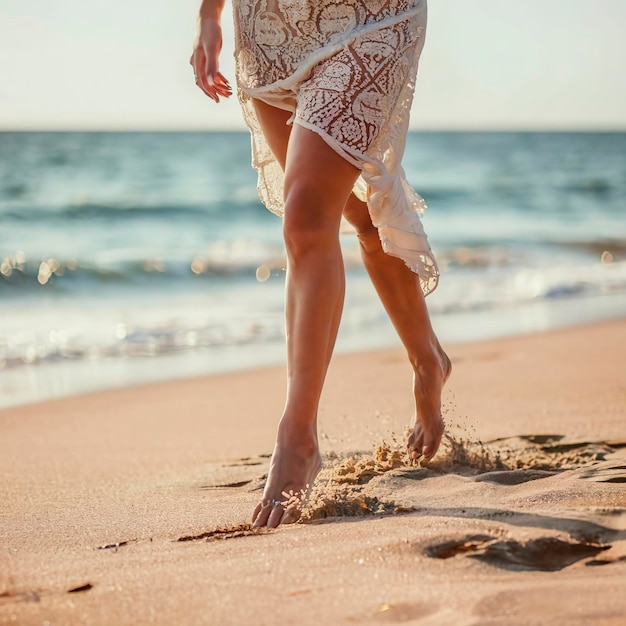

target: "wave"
[430,260,626,314]
[560,179,616,195]
[0,318,287,371]
[2,257,625,372]
[0,199,268,222]
[0,246,531,294]
[551,239,626,258]
[0,251,288,291]
[2,243,624,294]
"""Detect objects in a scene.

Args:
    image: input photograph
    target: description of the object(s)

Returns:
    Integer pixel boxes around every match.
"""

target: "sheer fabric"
[233,0,438,295]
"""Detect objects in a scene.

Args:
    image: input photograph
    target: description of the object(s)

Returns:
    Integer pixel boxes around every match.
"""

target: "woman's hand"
[190,17,232,102]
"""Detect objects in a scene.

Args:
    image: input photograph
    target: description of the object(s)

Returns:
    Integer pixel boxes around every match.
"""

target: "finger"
[203,62,231,101]
[209,78,231,99]
[213,76,232,94]
[213,85,232,98]
[190,48,221,101]
[212,78,231,93]
[214,72,231,88]
[202,77,226,101]
[196,79,219,102]
[191,49,214,98]
[195,72,219,102]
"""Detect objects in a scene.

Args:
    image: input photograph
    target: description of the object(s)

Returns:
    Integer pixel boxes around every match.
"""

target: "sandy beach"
[1,319,625,625]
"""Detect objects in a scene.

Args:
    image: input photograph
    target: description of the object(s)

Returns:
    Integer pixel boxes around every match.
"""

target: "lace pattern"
[233,0,438,295]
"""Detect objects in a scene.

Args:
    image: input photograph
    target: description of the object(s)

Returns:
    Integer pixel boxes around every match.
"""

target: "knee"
[343,197,382,255]
[282,181,341,260]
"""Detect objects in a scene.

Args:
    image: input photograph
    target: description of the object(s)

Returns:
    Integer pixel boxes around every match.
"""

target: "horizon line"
[2,126,626,133]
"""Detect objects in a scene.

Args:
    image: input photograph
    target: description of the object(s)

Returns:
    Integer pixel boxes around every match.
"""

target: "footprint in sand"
[518,434,564,444]
[425,535,610,571]
[177,524,267,542]
[197,453,271,490]
[199,479,253,489]
[479,435,626,471]
[0,583,93,606]
[424,535,494,559]
[474,469,557,485]
[577,462,626,484]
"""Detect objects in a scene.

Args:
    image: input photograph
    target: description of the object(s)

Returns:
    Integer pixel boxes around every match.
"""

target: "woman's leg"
[342,194,451,460]
[251,100,360,528]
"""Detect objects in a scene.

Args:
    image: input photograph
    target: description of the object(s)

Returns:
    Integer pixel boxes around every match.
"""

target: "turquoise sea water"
[1,131,625,406]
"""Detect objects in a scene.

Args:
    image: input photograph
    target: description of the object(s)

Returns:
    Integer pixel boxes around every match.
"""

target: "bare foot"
[252,429,322,528]
[407,342,452,462]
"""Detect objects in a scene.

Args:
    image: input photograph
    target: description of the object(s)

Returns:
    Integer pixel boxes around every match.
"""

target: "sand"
[1,319,625,625]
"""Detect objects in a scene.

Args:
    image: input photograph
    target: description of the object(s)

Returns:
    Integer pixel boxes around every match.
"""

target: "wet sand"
[1,319,625,625]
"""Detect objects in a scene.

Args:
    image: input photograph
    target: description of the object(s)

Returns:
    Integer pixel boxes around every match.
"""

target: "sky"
[1,0,625,130]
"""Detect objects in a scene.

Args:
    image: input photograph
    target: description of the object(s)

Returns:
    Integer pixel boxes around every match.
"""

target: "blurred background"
[1,0,625,407]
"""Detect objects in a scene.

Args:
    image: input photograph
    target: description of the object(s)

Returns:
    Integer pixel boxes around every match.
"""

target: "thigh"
[283,123,361,232]
[252,98,361,230]
[251,99,293,170]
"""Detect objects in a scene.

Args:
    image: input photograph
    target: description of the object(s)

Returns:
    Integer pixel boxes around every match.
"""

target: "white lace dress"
[233,0,438,295]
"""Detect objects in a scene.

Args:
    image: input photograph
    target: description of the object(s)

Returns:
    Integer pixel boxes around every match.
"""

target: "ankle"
[276,418,318,452]
[408,339,440,373]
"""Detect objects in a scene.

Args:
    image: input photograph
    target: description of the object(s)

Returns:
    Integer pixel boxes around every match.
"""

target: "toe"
[267,504,285,528]
[280,511,297,525]
[410,449,423,463]
[252,501,273,528]
[251,501,263,524]
[408,432,424,458]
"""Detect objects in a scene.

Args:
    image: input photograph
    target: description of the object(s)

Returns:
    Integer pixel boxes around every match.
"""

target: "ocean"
[1,131,625,407]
